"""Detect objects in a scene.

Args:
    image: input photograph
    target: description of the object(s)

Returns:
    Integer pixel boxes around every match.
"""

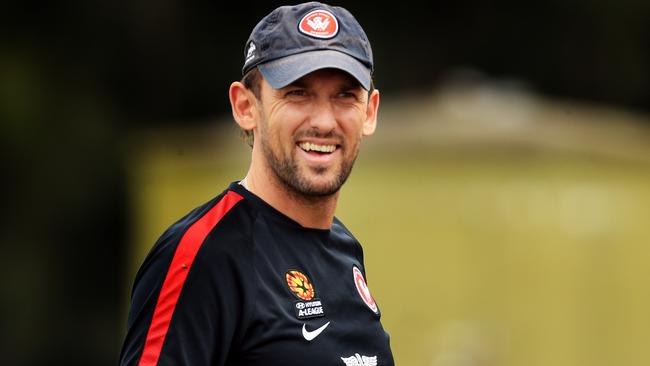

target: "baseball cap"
[241,2,374,90]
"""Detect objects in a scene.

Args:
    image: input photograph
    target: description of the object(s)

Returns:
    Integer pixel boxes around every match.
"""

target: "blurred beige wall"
[126,81,650,366]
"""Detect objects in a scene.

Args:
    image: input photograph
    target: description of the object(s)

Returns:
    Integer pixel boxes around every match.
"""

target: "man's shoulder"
[169,188,249,236]
[143,185,254,262]
[331,216,365,260]
[126,185,256,329]
[167,186,256,248]
[331,217,356,240]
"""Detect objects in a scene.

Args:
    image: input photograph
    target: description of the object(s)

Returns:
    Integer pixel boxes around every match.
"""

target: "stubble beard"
[260,129,359,200]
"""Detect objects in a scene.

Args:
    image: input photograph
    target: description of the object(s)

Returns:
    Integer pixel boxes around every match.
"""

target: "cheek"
[338,111,366,138]
[269,110,307,143]
[262,117,296,153]
[283,109,310,132]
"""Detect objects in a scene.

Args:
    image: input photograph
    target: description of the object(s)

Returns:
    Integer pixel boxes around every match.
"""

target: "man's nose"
[308,99,337,132]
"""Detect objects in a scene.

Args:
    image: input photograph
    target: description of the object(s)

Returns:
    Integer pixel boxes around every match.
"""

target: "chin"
[300,179,340,196]
[291,170,345,197]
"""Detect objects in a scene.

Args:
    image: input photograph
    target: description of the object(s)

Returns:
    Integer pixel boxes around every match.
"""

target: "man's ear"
[229,81,257,131]
[362,89,380,136]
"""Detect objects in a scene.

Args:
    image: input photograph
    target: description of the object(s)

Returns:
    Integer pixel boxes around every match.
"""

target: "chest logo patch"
[286,270,315,300]
[286,270,326,319]
[353,266,378,314]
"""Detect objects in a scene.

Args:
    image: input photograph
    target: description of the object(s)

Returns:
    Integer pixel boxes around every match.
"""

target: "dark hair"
[237,67,376,147]
[242,68,263,100]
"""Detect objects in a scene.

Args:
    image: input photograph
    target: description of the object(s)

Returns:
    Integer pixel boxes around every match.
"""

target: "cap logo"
[298,9,339,39]
[245,42,256,63]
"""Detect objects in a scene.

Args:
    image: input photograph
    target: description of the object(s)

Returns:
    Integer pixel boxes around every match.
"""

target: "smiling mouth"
[298,142,338,154]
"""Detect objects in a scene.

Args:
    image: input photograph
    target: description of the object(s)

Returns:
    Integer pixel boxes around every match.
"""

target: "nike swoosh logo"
[302,321,330,341]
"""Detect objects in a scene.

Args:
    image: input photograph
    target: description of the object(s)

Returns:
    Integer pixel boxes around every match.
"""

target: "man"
[119,2,393,365]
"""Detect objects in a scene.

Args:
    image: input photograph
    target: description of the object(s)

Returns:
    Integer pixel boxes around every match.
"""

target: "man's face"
[254,68,378,198]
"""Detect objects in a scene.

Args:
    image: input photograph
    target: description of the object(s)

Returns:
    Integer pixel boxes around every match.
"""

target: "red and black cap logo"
[298,9,339,39]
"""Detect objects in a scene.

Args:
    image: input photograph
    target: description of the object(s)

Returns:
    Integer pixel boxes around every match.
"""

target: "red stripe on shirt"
[138,191,243,366]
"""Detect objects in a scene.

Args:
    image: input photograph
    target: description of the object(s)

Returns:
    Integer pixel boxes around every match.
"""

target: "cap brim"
[258,49,371,90]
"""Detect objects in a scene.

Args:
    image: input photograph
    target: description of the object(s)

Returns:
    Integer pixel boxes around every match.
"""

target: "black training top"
[119,182,394,366]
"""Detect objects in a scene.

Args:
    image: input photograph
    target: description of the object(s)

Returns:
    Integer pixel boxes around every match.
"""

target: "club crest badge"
[298,9,339,39]
[353,266,378,314]
[286,270,325,319]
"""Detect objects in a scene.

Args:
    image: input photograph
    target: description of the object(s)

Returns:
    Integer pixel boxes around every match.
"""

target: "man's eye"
[338,91,359,100]
[286,89,307,97]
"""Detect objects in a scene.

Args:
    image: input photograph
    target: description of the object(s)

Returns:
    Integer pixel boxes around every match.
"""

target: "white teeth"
[298,142,336,153]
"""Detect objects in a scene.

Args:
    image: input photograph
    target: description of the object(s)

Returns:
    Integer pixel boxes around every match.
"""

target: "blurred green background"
[129,88,650,366]
[2,1,650,365]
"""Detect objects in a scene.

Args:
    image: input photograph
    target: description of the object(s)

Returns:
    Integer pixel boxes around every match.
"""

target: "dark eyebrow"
[286,80,308,89]
[340,82,365,95]
[281,78,363,93]
[339,78,364,91]
[343,83,363,91]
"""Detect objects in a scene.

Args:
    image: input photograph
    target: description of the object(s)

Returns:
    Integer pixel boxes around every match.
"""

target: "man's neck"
[241,170,338,230]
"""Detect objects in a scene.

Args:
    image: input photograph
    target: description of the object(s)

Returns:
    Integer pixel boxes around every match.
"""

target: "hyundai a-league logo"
[285,269,325,319]
[286,270,315,300]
